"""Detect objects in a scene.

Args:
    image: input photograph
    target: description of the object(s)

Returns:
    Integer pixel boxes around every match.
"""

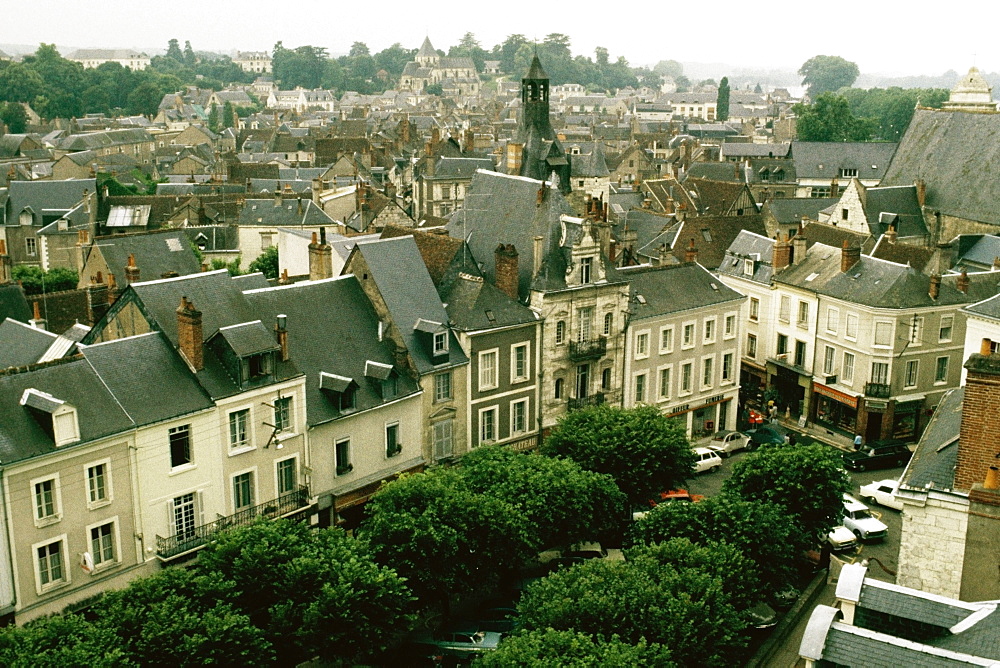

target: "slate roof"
[184,225,240,252]
[445,170,576,299]
[620,262,744,322]
[0,356,133,463]
[882,109,1000,225]
[444,273,537,331]
[861,185,927,238]
[720,142,790,159]
[91,230,203,287]
[964,292,1000,320]
[237,197,334,227]
[613,209,677,257]
[0,318,59,369]
[900,387,962,492]
[790,142,898,181]
[820,621,998,667]
[859,579,975,629]
[686,162,743,182]
[5,179,96,227]
[717,230,776,285]
[215,321,278,356]
[379,225,470,289]
[81,332,213,427]
[765,198,839,225]
[0,284,31,323]
[956,235,1000,270]
[684,177,758,215]
[350,236,468,375]
[871,238,937,273]
[799,222,872,254]
[671,215,767,270]
[57,129,153,152]
[428,157,495,179]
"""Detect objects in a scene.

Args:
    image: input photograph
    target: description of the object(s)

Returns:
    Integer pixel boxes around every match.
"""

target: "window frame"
[385,421,401,457]
[433,419,455,459]
[870,361,889,385]
[228,407,252,451]
[478,348,499,391]
[659,326,674,354]
[842,351,855,384]
[479,406,499,444]
[873,321,894,348]
[938,315,953,343]
[273,396,292,433]
[797,301,810,327]
[749,298,759,322]
[276,456,298,494]
[335,437,352,476]
[778,295,790,323]
[634,371,647,404]
[510,398,528,435]
[603,312,614,336]
[935,356,949,384]
[845,313,859,341]
[635,330,650,360]
[32,474,61,527]
[681,321,696,349]
[723,313,736,339]
[33,536,68,594]
[85,459,112,509]
[579,256,593,284]
[434,371,452,402]
[747,333,757,359]
[657,364,672,401]
[826,307,839,334]
[704,317,717,344]
[433,331,449,355]
[511,343,530,383]
[87,518,118,570]
[232,470,255,513]
[722,352,734,383]
[680,362,693,395]
[904,359,919,389]
[823,345,835,375]
[555,320,566,345]
[701,355,714,389]
[169,424,193,470]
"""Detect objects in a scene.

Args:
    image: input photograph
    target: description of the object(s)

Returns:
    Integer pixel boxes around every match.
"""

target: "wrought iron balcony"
[864,382,891,399]
[569,336,607,361]
[568,392,605,411]
[156,485,309,560]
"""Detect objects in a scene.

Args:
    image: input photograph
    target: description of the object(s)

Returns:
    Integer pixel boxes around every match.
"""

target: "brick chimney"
[885,223,898,244]
[684,238,698,264]
[929,273,941,300]
[107,273,119,304]
[275,314,289,362]
[506,142,523,175]
[915,179,926,207]
[495,243,519,300]
[957,269,970,294]
[275,185,283,206]
[278,268,293,285]
[176,296,204,371]
[86,273,110,325]
[464,129,474,153]
[830,177,840,198]
[956,350,1000,491]
[773,234,792,271]
[125,253,140,284]
[308,228,333,281]
[841,240,861,273]
[29,301,47,331]
[0,239,10,284]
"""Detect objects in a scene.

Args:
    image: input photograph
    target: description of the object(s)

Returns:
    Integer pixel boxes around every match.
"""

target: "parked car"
[693,447,723,474]
[707,430,751,457]
[842,440,912,472]
[859,479,904,511]
[745,425,786,448]
[633,489,706,520]
[475,604,520,634]
[827,525,859,552]
[407,624,503,660]
[842,494,888,541]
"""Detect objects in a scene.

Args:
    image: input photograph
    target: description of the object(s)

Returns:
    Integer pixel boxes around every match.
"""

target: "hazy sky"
[6,0,996,77]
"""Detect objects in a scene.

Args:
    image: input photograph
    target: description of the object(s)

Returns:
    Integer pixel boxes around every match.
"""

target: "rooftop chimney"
[929,273,941,300]
[0,239,10,284]
[915,179,926,207]
[107,273,119,304]
[684,238,698,264]
[830,177,840,198]
[495,243,519,300]
[278,268,293,285]
[956,352,1000,491]
[29,301,47,331]
[885,223,898,244]
[506,142,524,175]
[308,228,333,281]
[841,240,861,273]
[176,296,204,371]
[792,231,807,265]
[773,234,792,271]
[275,314,289,362]
[957,269,970,294]
[532,235,544,278]
[125,254,140,284]
[86,273,109,325]
[275,185,283,206]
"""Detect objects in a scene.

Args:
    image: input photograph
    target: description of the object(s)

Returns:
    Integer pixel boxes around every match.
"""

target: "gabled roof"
[444,273,537,331]
[5,179,95,226]
[379,225,470,289]
[214,321,279,356]
[790,141,898,180]
[428,156,496,179]
[717,230,776,285]
[0,318,59,369]
[860,184,927,238]
[237,197,335,227]
[90,229,203,287]
[349,236,467,374]
[621,262,744,321]
[671,215,767,270]
[764,197,838,225]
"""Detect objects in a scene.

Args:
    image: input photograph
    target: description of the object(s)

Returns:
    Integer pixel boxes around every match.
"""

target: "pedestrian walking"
[854,434,863,450]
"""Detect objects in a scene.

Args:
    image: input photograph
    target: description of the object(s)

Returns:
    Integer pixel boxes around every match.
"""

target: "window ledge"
[168,463,197,477]
[86,499,113,512]
[34,515,62,529]
[229,444,255,456]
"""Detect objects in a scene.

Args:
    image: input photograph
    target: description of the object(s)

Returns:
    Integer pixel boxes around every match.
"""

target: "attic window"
[433,331,448,354]
[744,259,754,276]
[805,272,820,282]
[167,238,183,251]
[701,229,712,242]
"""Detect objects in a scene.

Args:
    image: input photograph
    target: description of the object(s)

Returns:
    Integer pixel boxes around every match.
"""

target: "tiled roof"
[0,318,59,369]
[901,387,962,491]
[790,141,898,180]
[621,262,744,321]
[92,229,203,287]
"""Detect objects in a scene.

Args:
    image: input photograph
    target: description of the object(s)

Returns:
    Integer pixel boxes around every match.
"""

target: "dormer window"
[365,360,397,400]
[415,318,449,360]
[320,372,357,412]
[20,389,80,446]
[213,321,280,388]
[744,259,754,276]
[434,331,448,355]
[580,257,593,284]
[244,353,272,380]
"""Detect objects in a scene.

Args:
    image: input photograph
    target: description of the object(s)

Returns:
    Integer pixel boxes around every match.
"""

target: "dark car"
[746,425,786,448]
[842,440,912,472]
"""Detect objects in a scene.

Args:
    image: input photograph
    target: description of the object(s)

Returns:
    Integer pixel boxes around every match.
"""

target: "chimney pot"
[981,338,994,356]
[494,243,520,300]
[773,234,792,270]
[841,240,861,273]
[929,273,941,300]
[684,238,698,264]
[957,269,970,294]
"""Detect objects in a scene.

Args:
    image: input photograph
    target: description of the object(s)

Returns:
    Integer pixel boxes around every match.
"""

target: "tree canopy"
[717,76,731,122]
[839,86,949,140]
[247,246,279,279]
[723,443,851,541]
[799,55,860,98]
[793,93,876,142]
[541,404,695,507]
[478,628,675,667]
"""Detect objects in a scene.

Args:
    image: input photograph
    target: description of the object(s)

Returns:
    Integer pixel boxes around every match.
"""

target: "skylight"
[806,272,819,282]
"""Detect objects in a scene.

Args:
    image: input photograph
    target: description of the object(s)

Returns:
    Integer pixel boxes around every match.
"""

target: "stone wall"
[896,496,969,599]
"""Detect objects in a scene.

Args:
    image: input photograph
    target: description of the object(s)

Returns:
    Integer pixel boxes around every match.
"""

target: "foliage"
[93,567,273,666]
[478,628,674,667]
[198,519,414,664]
[360,468,534,606]
[793,93,877,142]
[508,35,637,90]
[723,443,851,541]
[839,86,949,140]
[424,83,443,96]
[449,32,488,72]
[459,445,627,550]
[653,59,684,79]
[541,404,695,507]
[629,495,809,599]
[0,101,28,132]
[0,612,128,667]
[247,245,278,279]
[717,76,731,121]
[373,43,416,79]
[12,265,78,294]
[799,55,860,98]
[211,256,243,276]
[516,556,747,666]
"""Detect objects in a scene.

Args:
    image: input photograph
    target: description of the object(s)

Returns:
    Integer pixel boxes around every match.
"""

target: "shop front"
[889,396,924,442]
[812,382,859,435]
[664,393,734,438]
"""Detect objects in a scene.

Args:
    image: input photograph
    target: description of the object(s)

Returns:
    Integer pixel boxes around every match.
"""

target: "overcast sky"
[6,0,996,77]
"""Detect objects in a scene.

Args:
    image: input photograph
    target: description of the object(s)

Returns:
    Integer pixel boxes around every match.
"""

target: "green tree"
[799,55,860,98]
[0,612,127,667]
[359,468,533,607]
[247,245,278,279]
[460,445,627,550]
[424,82,443,96]
[349,41,370,57]
[542,404,696,507]
[629,495,809,599]
[126,80,165,116]
[210,256,243,276]
[0,62,45,103]
[840,86,949,140]
[723,443,851,541]
[11,266,78,294]
[717,76,731,121]
[653,59,683,80]
[222,100,235,129]
[0,101,28,132]
[207,104,220,132]
[93,567,273,666]
[198,519,414,664]
[793,93,876,141]
[517,556,747,666]
[183,40,196,67]
[166,38,183,62]
[374,43,416,79]
[494,34,528,74]
[479,629,675,667]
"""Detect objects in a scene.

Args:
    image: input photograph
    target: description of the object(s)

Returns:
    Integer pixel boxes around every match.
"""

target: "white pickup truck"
[859,479,904,511]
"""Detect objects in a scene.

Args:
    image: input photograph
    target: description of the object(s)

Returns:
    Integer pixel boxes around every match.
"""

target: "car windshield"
[854,509,872,519]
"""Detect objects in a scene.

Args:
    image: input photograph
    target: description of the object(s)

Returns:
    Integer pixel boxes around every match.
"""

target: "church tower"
[942,66,997,113]
[510,55,571,192]
[519,55,555,142]
[416,37,439,68]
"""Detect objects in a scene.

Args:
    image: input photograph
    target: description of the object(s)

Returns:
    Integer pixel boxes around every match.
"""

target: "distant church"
[399,37,480,96]
[505,56,572,193]
[942,66,997,113]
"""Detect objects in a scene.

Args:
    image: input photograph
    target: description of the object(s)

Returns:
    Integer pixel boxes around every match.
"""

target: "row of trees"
[0,405,852,665]
[794,87,949,142]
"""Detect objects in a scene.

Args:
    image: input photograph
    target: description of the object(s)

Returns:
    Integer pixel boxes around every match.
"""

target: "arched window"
[555,320,566,345]
[554,378,564,399]
[603,313,614,336]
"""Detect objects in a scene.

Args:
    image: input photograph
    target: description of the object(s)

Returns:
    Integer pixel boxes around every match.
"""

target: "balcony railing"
[568,392,605,411]
[156,485,309,560]
[569,336,607,361]
[864,382,891,398]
